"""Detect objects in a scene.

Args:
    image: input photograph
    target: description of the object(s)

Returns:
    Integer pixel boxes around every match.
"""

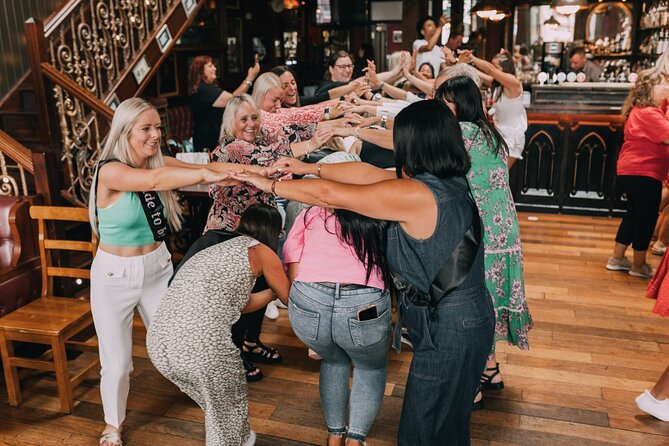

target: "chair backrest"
[29,206,98,299]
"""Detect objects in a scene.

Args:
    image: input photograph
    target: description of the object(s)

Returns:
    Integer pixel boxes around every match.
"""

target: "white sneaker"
[636,390,669,421]
[273,298,287,309]
[242,430,257,446]
[265,301,279,320]
[629,263,656,279]
[606,256,631,271]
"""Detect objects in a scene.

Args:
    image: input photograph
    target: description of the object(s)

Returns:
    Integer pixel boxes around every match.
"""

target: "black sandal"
[480,363,504,391]
[241,351,264,382]
[243,340,282,365]
[472,385,484,411]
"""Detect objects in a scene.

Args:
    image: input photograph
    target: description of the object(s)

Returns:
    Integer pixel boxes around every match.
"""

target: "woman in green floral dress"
[436,76,533,408]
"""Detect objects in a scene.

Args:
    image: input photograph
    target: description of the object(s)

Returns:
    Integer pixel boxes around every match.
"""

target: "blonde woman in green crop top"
[88,97,251,446]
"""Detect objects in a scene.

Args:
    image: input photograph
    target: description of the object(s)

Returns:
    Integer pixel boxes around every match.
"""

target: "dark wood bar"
[510,84,631,216]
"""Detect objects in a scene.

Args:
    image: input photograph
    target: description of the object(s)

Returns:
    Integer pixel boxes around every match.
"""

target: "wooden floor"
[2,212,669,445]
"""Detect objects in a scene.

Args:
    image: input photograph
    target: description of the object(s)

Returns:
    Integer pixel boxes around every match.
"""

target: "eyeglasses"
[334,64,354,69]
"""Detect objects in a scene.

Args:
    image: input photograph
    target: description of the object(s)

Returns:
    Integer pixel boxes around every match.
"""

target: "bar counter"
[510,83,631,216]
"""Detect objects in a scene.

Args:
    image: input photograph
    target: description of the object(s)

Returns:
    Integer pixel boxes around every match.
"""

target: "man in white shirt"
[412,15,448,78]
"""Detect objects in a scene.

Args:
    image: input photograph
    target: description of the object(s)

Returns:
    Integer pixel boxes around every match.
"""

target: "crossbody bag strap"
[94,158,168,242]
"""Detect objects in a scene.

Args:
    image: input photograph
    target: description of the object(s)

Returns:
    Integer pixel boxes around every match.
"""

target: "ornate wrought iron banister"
[41,62,113,121]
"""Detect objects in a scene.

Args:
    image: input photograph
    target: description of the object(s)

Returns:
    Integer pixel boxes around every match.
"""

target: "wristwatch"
[244,79,253,87]
[324,107,331,120]
[380,114,388,129]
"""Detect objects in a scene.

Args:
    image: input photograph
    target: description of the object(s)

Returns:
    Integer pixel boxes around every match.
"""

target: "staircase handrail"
[0,130,34,175]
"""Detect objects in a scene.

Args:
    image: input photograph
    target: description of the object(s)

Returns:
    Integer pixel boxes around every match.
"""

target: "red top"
[617,104,669,182]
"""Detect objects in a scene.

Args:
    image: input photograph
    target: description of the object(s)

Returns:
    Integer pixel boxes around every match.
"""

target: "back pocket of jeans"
[349,309,391,347]
[288,300,320,342]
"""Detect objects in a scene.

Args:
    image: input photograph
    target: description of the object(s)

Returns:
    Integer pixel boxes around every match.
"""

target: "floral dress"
[461,121,533,353]
[204,129,294,232]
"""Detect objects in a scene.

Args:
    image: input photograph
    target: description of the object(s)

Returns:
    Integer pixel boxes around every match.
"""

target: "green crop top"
[97,192,160,246]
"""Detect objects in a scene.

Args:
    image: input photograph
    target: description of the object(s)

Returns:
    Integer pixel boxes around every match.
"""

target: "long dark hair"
[393,100,470,179]
[436,76,509,157]
[492,53,516,102]
[304,207,393,292]
[271,65,300,107]
[236,203,282,251]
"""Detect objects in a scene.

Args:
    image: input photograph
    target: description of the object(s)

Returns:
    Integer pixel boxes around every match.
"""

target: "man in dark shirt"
[569,47,603,82]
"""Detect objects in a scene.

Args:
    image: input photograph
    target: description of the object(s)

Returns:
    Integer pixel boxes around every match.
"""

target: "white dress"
[490,90,528,160]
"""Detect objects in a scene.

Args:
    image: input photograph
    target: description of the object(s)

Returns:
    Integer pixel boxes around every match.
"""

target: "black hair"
[436,76,509,158]
[416,16,437,37]
[568,46,586,59]
[393,100,470,179]
[236,203,282,251]
[303,207,393,292]
[271,64,295,78]
[418,62,435,79]
[491,53,517,101]
[469,30,483,41]
[271,65,300,107]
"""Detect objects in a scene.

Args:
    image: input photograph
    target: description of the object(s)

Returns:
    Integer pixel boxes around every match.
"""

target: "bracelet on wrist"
[354,127,360,139]
[316,163,323,177]
[271,178,281,195]
[244,79,253,87]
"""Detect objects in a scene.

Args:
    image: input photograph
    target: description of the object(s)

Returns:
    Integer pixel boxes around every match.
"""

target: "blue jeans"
[398,285,495,446]
[288,281,391,442]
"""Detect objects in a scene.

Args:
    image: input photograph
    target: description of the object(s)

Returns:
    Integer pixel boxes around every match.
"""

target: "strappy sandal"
[100,430,123,446]
[243,340,282,365]
[480,362,504,391]
[473,385,484,411]
[241,352,264,382]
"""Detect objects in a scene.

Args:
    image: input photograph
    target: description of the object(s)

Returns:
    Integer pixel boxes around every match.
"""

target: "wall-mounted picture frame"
[156,24,173,53]
[225,0,240,9]
[392,30,403,43]
[132,56,151,85]
[157,54,178,97]
[106,93,120,111]
[226,17,243,74]
[181,0,197,16]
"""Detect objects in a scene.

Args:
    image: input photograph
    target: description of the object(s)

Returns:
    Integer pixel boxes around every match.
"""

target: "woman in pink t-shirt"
[283,207,392,446]
[607,69,669,279]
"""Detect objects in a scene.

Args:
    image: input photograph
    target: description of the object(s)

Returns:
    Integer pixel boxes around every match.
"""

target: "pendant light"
[543,15,561,30]
[472,0,508,20]
[550,0,588,16]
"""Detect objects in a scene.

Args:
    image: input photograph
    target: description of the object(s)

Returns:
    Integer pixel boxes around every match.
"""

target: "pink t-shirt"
[283,207,385,290]
[617,104,669,182]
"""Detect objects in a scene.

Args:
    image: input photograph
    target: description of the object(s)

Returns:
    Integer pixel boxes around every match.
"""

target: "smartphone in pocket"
[357,305,378,321]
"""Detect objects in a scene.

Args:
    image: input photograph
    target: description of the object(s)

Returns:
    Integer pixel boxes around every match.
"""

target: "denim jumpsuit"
[387,173,495,446]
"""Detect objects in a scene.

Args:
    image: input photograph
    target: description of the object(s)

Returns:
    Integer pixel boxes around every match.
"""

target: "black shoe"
[473,388,484,411]
[241,351,264,382]
[480,362,504,391]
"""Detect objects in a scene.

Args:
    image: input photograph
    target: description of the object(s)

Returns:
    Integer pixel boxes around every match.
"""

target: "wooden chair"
[0,205,99,413]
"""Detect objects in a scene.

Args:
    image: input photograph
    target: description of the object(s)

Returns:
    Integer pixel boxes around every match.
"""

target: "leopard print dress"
[147,236,257,446]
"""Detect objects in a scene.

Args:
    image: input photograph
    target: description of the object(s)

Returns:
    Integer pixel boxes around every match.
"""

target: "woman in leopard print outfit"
[147,234,289,446]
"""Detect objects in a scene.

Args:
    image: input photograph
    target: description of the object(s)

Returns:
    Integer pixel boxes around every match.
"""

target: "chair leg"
[51,336,74,413]
[0,331,21,406]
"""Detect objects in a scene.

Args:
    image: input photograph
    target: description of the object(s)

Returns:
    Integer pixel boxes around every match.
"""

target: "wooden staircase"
[0,0,206,314]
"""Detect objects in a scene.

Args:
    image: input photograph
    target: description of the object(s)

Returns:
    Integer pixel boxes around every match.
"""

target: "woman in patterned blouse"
[204,94,333,233]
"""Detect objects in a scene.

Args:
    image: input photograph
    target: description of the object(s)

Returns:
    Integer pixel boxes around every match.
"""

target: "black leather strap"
[393,198,482,309]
